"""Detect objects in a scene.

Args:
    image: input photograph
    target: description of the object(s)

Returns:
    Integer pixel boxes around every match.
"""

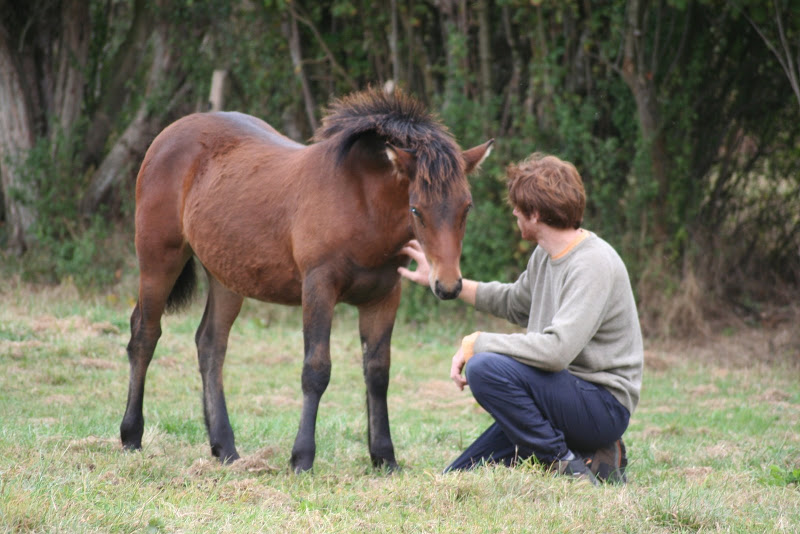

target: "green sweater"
[472,232,643,414]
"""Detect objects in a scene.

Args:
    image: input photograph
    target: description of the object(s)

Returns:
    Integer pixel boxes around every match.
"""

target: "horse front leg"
[358,284,401,471]
[290,274,337,473]
[195,274,244,463]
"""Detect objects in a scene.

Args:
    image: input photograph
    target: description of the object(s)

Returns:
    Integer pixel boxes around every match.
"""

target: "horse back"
[135,112,309,303]
[136,111,411,306]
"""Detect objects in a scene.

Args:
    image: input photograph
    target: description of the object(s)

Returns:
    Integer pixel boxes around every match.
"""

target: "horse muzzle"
[434,278,462,300]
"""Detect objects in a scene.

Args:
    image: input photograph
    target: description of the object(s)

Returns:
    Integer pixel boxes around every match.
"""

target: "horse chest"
[340,261,403,305]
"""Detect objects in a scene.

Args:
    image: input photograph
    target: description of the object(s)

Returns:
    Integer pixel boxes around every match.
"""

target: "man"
[398,153,643,485]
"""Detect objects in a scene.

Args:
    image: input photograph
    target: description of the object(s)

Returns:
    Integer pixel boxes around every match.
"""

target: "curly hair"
[506,153,585,230]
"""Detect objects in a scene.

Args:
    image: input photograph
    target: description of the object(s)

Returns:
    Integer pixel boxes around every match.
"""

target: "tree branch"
[745,3,800,108]
[289,4,358,91]
[774,0,800,107]
[284,11,318,133]
[389,0,402,85]
[80,26,192,216]
[83,0,151,164]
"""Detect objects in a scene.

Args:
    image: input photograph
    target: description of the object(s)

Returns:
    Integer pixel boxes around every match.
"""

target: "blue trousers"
[446,352,630,471]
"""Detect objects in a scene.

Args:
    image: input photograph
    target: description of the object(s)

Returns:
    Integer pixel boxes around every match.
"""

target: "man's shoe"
[584,439,628,484]
[554,455,599,486]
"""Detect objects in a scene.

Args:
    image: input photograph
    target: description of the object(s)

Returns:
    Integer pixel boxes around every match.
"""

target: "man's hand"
[450,347,468,390]
[398,239,480,306]
[397,239,431,287]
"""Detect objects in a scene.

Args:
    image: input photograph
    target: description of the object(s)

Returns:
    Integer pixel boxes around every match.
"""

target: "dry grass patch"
[219,478,293,507]
[1,281,799,533]
[231,447,284,474]
[410,379,480,412]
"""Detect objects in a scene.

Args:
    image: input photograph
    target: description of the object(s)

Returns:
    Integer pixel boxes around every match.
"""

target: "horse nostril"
[434,279,462,300]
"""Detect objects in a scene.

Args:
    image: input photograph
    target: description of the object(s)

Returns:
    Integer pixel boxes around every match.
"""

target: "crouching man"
[399,153,643,485]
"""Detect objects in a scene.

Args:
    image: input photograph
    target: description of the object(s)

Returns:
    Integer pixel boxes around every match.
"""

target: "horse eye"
[410,206,425,226]
[461,204,472,227]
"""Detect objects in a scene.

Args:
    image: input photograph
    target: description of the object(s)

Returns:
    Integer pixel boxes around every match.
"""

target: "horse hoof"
[291,461,314,474]
[211,444,240,464]
[120,434,142,451]
[120,423,144,451]
[290,454,314,473]
[372,456,400,473]
[380,463,401,474]
[121,442,142,452]
[218,451,240,465]
[370,452,400,473]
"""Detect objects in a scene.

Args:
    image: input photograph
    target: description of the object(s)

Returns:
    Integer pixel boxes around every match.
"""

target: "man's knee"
[465,352,504,394]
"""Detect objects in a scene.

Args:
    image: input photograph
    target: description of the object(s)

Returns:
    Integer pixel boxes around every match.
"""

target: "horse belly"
[229,266,303,305]
[184,194,303,304]
[197,244,303,305]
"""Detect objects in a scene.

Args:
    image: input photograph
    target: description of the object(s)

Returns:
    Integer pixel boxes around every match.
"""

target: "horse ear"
[463,139,494,174]
[385,144,417,180]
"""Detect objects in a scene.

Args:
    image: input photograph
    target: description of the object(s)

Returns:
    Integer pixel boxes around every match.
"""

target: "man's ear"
[386,144,417,180]
[463,139,494,173]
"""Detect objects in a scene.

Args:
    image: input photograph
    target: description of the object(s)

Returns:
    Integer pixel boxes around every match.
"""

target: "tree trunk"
[289,4,357,91]
[477,0,492,134]
[528,5,554,129]
[399,5,435,103]
[209,70,229,112]
[284,11,318,133]
[83,0,152,166]
[0,29,37,254]
[621,0,670,242]
[499,5,521,136]
[389,0,403,85]
[81,27,189,216]
[0,0,91,253]
[51,0,89,135]
[81,107,154,215]
[438,0,460,111]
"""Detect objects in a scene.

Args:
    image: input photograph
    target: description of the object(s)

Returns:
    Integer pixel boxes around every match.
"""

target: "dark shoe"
[553,455,599,486]
[584,439,628,484]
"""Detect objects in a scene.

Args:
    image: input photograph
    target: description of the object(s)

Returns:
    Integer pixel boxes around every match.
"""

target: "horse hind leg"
[120,301,158,450]
[195,271,244,464]
[120,255,196,450]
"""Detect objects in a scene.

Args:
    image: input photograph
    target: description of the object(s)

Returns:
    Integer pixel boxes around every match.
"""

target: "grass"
[1,277,799,533]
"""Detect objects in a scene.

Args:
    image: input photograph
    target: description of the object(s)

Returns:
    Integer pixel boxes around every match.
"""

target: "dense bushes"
[2,0,798,332]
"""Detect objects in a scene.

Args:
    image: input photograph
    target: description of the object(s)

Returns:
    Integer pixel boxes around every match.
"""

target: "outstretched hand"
[397,239,431,287]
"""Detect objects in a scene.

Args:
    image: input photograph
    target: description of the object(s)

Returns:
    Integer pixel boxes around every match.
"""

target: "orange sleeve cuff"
[461,331,481,363]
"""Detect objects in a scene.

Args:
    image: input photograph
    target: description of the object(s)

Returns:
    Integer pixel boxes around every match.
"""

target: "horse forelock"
[314,89,467,201]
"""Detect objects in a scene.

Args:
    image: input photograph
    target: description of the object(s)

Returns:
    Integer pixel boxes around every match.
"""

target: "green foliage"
[2,0,798,330]
[435,66,527,284]
[7,125,126,289]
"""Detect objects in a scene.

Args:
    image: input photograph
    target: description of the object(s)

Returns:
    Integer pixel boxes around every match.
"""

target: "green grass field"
[1,279,798,533]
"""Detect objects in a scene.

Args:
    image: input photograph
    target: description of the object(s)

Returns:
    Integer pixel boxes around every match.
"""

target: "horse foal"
[120,88,493,472]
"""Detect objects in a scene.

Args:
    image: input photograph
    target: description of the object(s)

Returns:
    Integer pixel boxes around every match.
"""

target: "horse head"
[387,139,494,300]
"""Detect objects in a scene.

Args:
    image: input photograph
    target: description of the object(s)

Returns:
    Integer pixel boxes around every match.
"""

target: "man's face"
[513,206,538,243]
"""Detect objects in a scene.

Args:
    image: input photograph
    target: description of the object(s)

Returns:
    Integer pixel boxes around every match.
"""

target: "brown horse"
[120,88,493,472]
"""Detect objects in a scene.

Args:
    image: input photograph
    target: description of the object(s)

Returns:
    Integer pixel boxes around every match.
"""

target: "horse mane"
[313,88,465,195]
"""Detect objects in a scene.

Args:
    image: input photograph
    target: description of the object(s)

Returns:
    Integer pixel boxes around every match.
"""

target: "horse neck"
[339,142,413,247]
[359,166,413,240]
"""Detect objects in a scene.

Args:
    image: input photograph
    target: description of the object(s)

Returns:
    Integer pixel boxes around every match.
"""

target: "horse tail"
[165,257,197,314]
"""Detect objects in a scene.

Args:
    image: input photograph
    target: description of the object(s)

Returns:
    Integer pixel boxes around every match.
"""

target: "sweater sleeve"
[473,268,532,328]
[472,253,614,371]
